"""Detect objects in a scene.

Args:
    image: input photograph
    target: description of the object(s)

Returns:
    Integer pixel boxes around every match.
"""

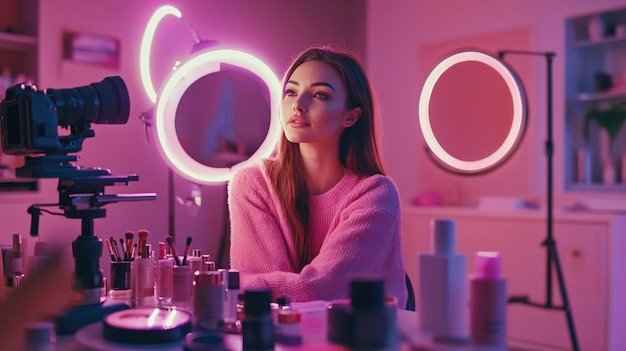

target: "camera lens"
[46,76,130,126]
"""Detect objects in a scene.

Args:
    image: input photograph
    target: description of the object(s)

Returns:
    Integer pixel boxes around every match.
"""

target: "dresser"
[402,206,626,350]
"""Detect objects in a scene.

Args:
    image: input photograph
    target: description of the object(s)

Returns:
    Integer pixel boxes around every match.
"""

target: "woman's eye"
[284,89,297,97]
[314,91,329,100]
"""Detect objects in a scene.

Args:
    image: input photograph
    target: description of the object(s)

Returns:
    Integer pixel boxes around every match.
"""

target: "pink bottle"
[469,251,507,348]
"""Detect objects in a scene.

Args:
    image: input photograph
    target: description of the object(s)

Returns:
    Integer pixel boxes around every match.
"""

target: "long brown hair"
[267,45,386,272]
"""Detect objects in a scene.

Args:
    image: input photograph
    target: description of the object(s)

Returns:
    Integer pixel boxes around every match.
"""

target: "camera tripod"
[24,154,156,305]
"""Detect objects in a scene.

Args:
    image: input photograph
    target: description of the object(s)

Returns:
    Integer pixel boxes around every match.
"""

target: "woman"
[228,45,407,307]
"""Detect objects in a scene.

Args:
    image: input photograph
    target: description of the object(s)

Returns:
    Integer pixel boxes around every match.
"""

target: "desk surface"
[57,301,491,350]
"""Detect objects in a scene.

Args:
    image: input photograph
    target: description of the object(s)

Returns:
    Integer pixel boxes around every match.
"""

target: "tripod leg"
[550,243,580,351]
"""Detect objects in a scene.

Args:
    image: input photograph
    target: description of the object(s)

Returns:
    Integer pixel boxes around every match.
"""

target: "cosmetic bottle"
[224,270,240,323]
[275,309,302,345]
[242,287,274,350]
[172,264,192,312]
[418,218,469,343]
[28,241,49,275]
[350,278,397,349]
[189,249,203,274]
[469,251,507,348]
[134,245,155,307]
[12,234,25,280]
[194,271,224,330]
[156,242,173,307]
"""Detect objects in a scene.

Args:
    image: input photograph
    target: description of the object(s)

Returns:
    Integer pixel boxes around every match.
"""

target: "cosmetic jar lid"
[278,309,301,324]
[351,278,384,309]
[244,287,272,315]
[432,218,456,255]
[192,249,202,257]
[194,271,222,286]
[227,270,240,289]
[203,261,216,271]
[474,251,502,279]
[275,296,290,308]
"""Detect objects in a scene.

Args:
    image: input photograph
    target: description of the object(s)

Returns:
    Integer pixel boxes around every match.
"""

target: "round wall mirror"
[418,49,527,174]
[153,49,282,184]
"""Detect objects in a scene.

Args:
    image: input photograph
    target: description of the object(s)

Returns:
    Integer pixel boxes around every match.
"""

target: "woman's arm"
[228,166,295,274]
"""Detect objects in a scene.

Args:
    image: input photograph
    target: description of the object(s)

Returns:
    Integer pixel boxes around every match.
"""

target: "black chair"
[405,273,415,311]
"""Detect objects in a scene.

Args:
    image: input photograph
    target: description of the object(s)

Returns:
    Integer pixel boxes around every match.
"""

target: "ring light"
[154,50,281,184]
[418,49,527,174]
[140,5,181,104]
[141,6,282,184]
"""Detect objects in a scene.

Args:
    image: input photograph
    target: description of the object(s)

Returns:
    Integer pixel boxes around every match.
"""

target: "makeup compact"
[102,308,192,344]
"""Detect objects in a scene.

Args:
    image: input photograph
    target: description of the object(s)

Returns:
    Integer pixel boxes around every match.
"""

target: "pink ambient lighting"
[418,50,525,173]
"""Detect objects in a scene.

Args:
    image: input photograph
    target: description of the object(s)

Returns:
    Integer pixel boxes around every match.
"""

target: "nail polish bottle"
[469,251,507,347]
[418,218,469,343]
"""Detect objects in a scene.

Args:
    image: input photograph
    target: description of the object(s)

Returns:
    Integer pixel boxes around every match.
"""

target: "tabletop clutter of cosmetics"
[0,219,508,349]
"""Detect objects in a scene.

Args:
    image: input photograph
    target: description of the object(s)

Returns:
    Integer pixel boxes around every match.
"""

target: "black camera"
[0,76,130,155]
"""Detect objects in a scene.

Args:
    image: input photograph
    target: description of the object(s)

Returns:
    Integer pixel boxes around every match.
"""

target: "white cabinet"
[565,7,626,190]
[402,206,626,350]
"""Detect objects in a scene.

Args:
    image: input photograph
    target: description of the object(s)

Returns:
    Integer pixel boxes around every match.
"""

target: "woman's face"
[281,60,357,145]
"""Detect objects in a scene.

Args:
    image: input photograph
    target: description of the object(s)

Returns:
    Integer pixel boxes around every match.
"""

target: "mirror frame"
[418,49,527,174]
[153,49,282,184]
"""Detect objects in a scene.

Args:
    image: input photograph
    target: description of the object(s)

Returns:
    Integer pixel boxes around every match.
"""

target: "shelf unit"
[0,0,39,191]
[565,7,626,191]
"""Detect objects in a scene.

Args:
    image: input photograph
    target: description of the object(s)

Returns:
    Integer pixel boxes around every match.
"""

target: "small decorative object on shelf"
[587,15,605,40]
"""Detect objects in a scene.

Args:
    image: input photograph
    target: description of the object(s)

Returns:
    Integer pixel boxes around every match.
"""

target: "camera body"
[1,83,61,155]
[0,76,130,157]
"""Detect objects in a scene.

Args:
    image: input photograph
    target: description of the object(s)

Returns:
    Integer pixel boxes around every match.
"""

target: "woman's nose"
[293,96,307,112]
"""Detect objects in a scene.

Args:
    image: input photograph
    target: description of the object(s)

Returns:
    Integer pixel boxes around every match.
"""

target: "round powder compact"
[103,308,192,344]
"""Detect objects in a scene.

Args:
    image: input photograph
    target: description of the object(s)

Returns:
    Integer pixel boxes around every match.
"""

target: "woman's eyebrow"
[287,80,336,92]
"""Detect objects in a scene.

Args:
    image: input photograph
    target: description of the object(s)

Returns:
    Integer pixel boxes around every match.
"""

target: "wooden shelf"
[573,35,626,48]
[572,91,626,102]
[0,31,37,51]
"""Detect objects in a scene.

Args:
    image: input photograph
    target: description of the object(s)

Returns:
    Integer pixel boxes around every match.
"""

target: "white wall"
[366,0,626,208]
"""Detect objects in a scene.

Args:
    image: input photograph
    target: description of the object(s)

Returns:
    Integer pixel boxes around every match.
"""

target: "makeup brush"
[130,243,137,261]
[137,229,149,259]
[104,239,116,262]
[165,235,181,266]
[119,238,127,261]
[181,236,193,266]
[110,237,122,262]
[124,231,134,260]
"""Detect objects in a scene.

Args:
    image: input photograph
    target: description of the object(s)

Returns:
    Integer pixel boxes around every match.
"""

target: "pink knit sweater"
[228,161,408,307]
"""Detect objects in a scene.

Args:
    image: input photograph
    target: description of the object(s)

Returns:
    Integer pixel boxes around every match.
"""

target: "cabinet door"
[402,212,608,350]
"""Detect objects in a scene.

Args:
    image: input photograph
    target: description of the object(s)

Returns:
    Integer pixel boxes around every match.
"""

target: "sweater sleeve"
[238,175,407,307]
[228,165,295,274]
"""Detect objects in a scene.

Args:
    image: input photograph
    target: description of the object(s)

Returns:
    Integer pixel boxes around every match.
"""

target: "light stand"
[498,50,579,351]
